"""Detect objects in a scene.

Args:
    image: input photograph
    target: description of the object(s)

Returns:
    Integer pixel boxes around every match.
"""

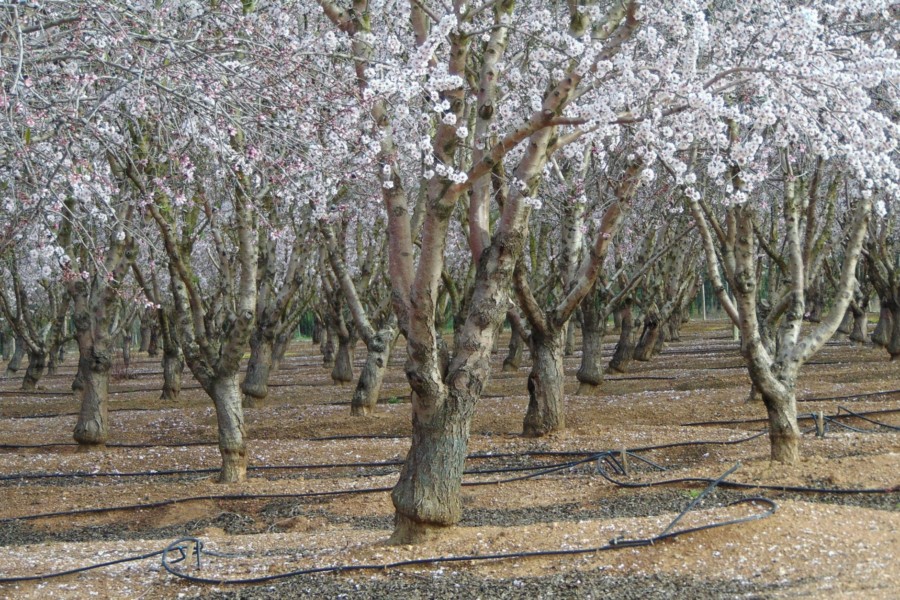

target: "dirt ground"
[0,320,897,599]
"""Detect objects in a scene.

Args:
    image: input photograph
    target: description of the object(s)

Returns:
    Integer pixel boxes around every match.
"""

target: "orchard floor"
[0,320,898,599]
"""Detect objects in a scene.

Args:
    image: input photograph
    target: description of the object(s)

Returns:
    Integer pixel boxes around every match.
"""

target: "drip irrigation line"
[160,488,776,585]
[0,546,189,583]
[683,407,900,427]
[594,464,898,495]
[837,406,900,431]
[799,389,900,403]
[0,489,776,584]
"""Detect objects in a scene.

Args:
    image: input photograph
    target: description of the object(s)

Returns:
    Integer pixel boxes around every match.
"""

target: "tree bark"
[564,318,577,356]
[21,350,47,391]
[849,303,868,344]
[576,292,606,395]
[321,325,335,367]
[331,333,355,384]
[210,374,247,483]
[73,345,112,446]
[147,326,159,356]
[871,303,892,347]
[887,304,900,360]
[837,308,853,335]
[502,327,525,372]
[389,385,475,544]
[633,306,660,361]
[608,301,635,373]
[351,322,398,416]
[242,331,274,407]
[523,329,566,437]
[271,332,289,372]
[3,335,24,377]
[160,349,184,401]
[761,386,801,463]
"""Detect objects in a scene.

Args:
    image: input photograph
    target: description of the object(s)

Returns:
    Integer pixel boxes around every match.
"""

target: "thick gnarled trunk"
[576,293,606,395]
[761,385,801,463]
[608,302,635,373]
[209,374,247,483]
[3,336,24,377]
[331,333,355,384]
[242,332,274,407]
[22,350,47,391]
[523,329,565,437]
[73,345,112,446]
[351,323,398,416]
[633,307,660,362]
[390,386,475,544]
[161,349,184,401]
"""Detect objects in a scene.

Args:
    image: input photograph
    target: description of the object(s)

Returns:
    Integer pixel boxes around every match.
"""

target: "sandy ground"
[0,320,897,599]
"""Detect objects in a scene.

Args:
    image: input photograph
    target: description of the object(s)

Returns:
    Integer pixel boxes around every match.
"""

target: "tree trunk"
[576,295,606,395]
[389,387,474,544]
[4,335,25,377]
[761,386,801,464]
[564,318,576,356]
[633,308,660,362]
[837,308,853,335]
[147,326,159,356]
[608,302,635,373]
[502,328,525,372]
[47,342,61,376]
[871,303,892,347]
[58,342,67,364]
[160,349,184,401]
[271,332,289,372]
[849,304,868,344]
[887,304,900,360]
[351,322,399,416]
[121,335,132,374]
[242,331,274,407]
[21,350,47,391]
[209,374,248,483]
[0,330,8,362]
[311,317,322,345]
[321,326,335,367]
[331,334,355,384]
[523,329,565,437]
[73,346,112,446]
[139,318,152,353]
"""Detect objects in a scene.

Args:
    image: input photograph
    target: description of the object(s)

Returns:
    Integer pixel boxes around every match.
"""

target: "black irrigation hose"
[837,406,900,431]
[0,430,770,483]
[683,407,900,427]
[799,388,900,403]
[594,463,899,495]
[0,478,776,584]
[159,480,776,585]
[0,547,183,583]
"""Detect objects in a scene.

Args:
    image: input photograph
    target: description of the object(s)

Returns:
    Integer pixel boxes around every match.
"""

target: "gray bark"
[351,321,399,416]
[576,289,607,395]
[210,374,247,483]
[242,332,274,407]
[21,350,47,391]
[608,301,635,373]
[73,344,112,446]
[523,329,566,437]
[3,335,24,376]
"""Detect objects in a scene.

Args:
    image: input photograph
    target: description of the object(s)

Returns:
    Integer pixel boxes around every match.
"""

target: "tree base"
[769,432,800,464]
[501,362,520,373]
[217,448,248,483]
[242,394,262,408]
[350,404,375,416]
[386,514,449,545]
[74,442,107,453]
[575,381,602,396]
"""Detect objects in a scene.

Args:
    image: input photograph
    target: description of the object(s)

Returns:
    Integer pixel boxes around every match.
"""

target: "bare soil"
[0,320,898,599]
